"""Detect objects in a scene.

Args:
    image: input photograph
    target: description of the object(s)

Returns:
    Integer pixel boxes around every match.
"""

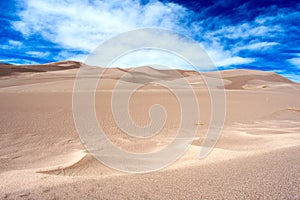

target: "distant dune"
[0,61,299,199]
[0,60,81,77]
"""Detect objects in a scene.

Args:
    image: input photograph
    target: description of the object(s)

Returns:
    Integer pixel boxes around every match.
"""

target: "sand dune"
[0,62,299,199]
[218,69,293,89]
[0,60,81,77]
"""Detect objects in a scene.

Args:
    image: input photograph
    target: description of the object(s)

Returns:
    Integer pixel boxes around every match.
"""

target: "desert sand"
[0,61,300,199]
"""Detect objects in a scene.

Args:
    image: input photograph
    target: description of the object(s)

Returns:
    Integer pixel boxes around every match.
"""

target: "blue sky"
[1,0,300,82]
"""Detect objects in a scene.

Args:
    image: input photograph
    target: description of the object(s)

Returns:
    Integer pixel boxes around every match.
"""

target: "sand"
[0,62,300,199]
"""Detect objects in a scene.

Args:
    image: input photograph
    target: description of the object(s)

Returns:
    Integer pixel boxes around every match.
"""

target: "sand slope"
[0,62,300,199]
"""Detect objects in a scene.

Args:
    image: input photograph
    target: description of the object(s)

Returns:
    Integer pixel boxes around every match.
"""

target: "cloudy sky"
[1,0,300,81]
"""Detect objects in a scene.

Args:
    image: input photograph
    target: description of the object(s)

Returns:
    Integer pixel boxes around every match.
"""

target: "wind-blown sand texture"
[0,61,300,199]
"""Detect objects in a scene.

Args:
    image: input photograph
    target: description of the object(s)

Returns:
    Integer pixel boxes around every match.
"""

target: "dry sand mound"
[39,154,121,177]
[220,70,293,89]
[0,62,299,199]
[0,60,81,77]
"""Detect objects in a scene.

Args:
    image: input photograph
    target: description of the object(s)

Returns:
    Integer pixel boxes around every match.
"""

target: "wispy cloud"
[12,0,256,68]
[204,43,255,67]
[288,56,300,69]
[204,23,283,40]
[281,73,300,83]
[233,42,278,53]
[8,40,23,47]
[1,0,299,81]
[1,40,23,50]
[13,0,189,51]
[26,51,50,58]
[0,57,40,65]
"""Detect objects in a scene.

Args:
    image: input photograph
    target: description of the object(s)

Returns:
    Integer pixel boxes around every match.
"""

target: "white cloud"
[281,73,300,83]
[202,42,255,67]
[207,49,254,67]
[233,42,278,53]
[0,58,39,65]
[13,0,188,52]
[288,56,300,68]
[8,40,23,47]
[0,40,23,50]
[189,15,284,67]
[26,51,50,58]
[13,0,255,68]
[86,29,217,70]
[54,50,88,62]
[206,21,283,40]
[110,49,194,69]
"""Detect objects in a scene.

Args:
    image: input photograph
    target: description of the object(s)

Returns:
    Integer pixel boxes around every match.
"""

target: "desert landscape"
[0,61,299,199]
